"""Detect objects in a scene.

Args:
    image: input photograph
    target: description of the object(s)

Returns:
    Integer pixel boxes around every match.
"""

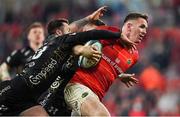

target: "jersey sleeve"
[5,49,23,68]
[97,26,121,46]
[64,29,121,45]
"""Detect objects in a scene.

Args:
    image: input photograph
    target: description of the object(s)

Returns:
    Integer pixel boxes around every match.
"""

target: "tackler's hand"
[119,33,137,53]
[87,6,108,21]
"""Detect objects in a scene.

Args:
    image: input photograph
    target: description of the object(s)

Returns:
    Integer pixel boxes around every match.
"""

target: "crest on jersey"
[127,59,132,65]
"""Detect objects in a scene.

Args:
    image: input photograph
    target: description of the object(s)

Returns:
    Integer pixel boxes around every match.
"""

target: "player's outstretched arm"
[69,6,107,32]
[67,29,134,46]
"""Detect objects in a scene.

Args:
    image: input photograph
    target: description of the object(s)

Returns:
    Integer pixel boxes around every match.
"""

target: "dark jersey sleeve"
[5,50,23,68]
[64,29,120,44]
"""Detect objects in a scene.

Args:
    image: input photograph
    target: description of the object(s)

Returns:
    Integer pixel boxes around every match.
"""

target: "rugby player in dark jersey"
[0,22,45,81]
[40,19,107,116]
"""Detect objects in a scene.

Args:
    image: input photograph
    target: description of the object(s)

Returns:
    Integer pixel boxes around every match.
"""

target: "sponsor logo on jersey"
[50,76,64,89]
[53,46,65,62]
[28,45,68,86]
[29,58,57,85]
[102,53,123,73]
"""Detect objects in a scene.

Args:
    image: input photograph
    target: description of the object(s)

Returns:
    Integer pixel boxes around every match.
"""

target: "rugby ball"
[78,40,102,69]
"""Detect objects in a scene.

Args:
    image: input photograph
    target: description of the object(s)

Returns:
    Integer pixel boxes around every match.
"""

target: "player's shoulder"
[9,47,24,56]
[19,46,34,54]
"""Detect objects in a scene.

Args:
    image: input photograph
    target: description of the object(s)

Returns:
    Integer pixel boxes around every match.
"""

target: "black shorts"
[38,89,71,116]
[0,80,39,115]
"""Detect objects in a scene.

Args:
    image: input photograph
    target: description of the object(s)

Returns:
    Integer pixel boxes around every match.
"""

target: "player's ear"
[127,22,132,32]
[55,29,63,36]
[27,32,31,41]
[127,22,133,33]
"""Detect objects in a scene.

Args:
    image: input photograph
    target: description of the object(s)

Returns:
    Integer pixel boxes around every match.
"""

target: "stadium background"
[0,0,179,116]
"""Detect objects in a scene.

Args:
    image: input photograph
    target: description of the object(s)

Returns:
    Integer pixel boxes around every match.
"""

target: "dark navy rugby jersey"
[5,46,34,73]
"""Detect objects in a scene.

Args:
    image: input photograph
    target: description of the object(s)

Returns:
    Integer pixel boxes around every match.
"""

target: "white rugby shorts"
[64,83,99,115]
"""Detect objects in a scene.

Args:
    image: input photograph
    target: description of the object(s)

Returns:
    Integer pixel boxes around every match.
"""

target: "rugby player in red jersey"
[64,13,148,116]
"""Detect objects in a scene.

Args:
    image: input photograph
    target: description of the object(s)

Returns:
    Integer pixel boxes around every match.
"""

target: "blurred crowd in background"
[0,0,179,116]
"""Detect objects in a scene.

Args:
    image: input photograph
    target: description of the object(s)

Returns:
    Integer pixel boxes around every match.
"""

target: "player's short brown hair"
[123,13,148,24]
[47,18,69,35]
[26,22,44,34]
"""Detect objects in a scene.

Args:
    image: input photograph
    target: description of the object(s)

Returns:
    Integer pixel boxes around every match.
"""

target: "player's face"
[61,23,71,34]
[129,18,148,43]
[28,27,45,45]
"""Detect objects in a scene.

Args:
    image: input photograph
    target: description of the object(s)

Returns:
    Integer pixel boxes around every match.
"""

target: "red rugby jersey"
[70,26,139,100]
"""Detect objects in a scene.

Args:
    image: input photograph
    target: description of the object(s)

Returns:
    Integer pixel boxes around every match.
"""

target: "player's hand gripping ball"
[78,40,102,68]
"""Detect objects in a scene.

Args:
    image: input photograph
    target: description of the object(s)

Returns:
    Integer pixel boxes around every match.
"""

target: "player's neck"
[30,42,42,52]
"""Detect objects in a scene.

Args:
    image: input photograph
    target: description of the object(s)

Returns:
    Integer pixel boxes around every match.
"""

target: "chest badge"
[127,59,132,65]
